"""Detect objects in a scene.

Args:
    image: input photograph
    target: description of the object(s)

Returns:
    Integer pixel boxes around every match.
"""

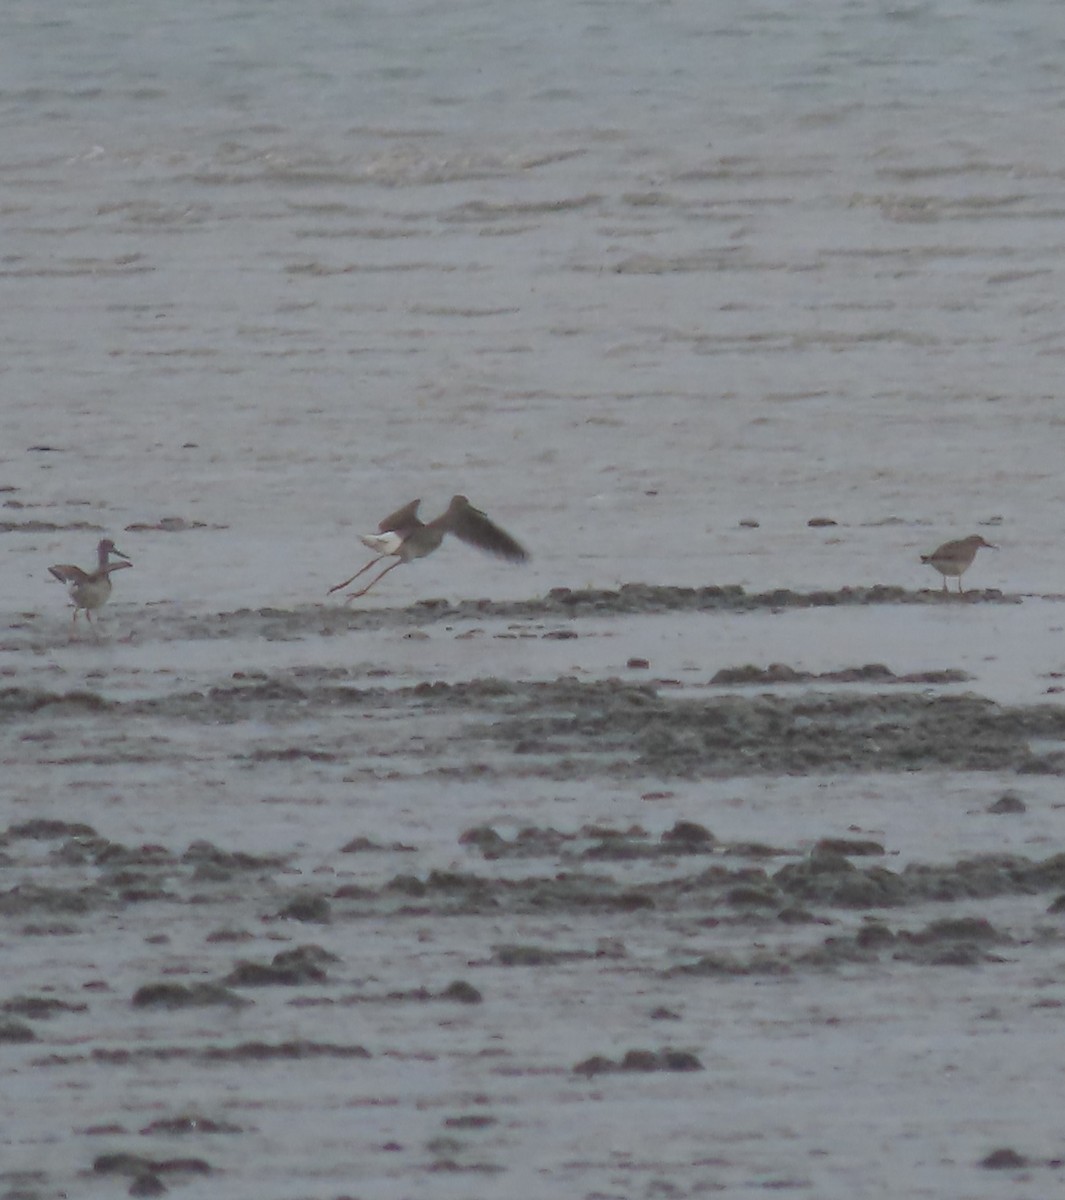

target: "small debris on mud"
[980,1147,1029,1170]
[988,791,1027,814]
[139,1115,244,1136]
[444,1114,497,1130]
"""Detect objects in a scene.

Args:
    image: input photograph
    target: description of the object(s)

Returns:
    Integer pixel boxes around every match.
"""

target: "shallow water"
[4,3,1065,1197]
[5,0,1065,602]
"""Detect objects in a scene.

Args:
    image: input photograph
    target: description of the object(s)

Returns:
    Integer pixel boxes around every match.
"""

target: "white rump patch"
[359,531,404,555]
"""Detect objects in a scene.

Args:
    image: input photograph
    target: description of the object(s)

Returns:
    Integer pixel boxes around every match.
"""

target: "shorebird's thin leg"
[327,555,385,595]
[344,559,402,601]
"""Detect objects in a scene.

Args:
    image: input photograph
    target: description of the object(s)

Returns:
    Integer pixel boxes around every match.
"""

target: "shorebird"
[49,538,132,630]
[328,495,528,600]
[920,534,996,594]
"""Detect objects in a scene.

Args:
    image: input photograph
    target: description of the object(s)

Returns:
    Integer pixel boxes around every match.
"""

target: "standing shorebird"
[328,495,528,600]
[920,534,996,594]
[49,538,133,631]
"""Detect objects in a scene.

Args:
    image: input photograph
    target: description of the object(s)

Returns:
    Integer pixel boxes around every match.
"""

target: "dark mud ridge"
[5,675,1065,778]
[257,581,1017,636]
[477,683,1065,777]
[17,582,1014,645]
[337,582,1016,623]
[709,662,972,686]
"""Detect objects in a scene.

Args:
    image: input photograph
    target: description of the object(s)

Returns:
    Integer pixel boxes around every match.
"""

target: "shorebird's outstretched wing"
[48,564,90,585]
[102,561,133,576]
[378,498,422,534]
[445,496,528,562]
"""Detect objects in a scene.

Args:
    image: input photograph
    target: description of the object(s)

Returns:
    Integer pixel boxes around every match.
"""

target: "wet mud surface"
[5,649,1065,781]
[4,586,1065,1198]
[5,802,1065,1198]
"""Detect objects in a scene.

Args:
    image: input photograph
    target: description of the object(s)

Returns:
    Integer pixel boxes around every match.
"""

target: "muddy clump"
[224,944,337,987]
[482,686,1065,778]
[131,983,250,1010]
[574,1048,703,1076]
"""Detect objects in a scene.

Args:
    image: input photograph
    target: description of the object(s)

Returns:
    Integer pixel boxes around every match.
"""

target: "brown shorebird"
[920,534,996,594]
[328,495,528,600]
[49,538,132,630]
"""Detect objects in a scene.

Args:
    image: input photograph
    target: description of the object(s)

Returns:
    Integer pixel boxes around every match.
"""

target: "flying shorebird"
[49,538,132,630]
[328,495,528,600]
[920,534,995,594]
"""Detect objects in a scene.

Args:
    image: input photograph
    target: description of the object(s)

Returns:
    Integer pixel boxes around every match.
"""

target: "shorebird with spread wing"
[49,538,132,631]
[328,495,528,600]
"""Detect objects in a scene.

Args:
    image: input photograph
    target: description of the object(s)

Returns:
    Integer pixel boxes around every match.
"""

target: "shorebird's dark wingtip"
[447,502,528,562]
